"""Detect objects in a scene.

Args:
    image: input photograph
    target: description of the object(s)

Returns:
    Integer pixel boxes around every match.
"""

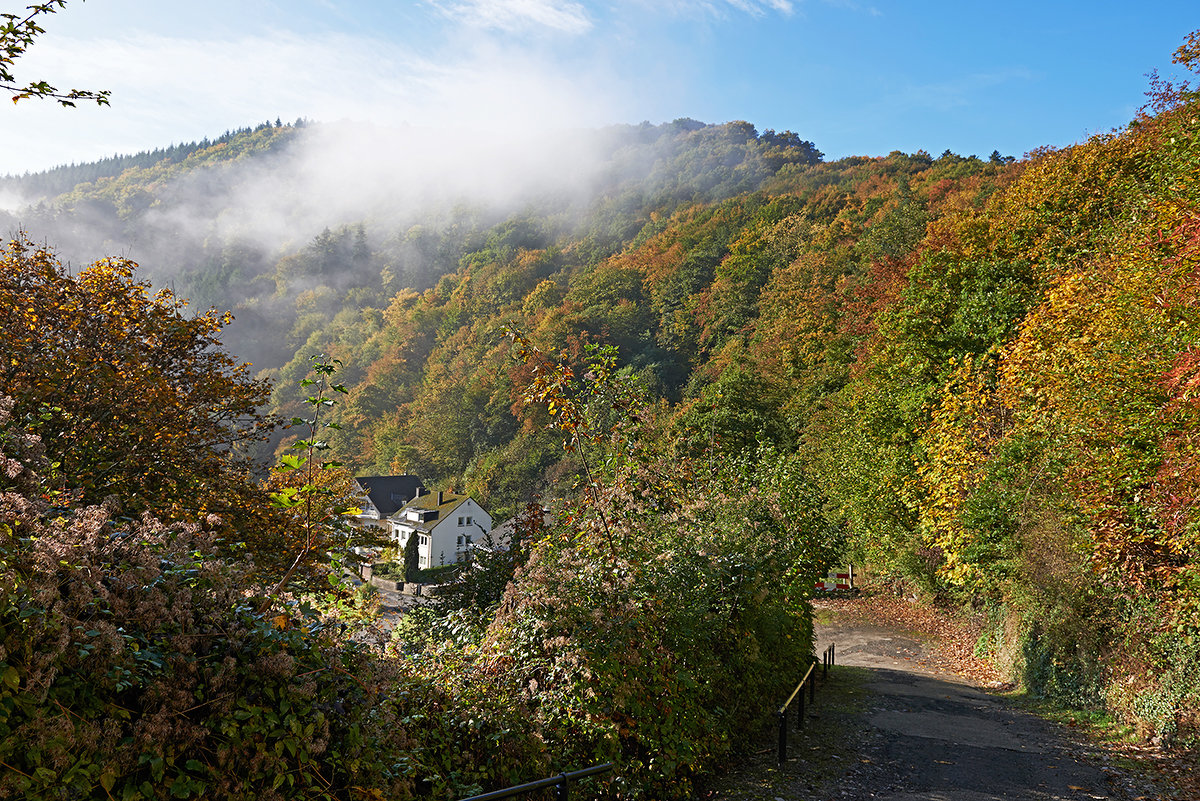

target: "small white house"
[390,490,493,570]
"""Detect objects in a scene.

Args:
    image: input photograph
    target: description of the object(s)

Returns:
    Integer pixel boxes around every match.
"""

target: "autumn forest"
[2,21,1200,801]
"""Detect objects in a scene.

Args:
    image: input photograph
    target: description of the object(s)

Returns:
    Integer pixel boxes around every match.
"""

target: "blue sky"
[2,0,1197,175]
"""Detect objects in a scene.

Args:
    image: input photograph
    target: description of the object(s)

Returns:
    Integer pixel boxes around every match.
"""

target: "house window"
[466,516,473,526]
[458,516,464,526]
[465,535,472,544]
[457,536,463,546]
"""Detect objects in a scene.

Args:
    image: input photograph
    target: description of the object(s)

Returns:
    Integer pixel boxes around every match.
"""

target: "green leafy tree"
[466,331,834,798]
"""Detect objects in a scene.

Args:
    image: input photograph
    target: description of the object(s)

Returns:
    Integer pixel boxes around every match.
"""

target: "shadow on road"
[810,615,1144,801]
[700,603,1156,800]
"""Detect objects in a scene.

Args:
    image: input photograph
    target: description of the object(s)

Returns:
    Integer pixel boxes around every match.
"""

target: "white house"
[390,490,493,570]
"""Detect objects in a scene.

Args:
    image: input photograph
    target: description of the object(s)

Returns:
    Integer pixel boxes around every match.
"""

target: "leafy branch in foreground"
[263,354,365,604]
[2,2,110,106]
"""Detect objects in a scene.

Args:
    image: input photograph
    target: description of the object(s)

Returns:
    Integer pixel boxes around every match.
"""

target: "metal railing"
[460,642,838,794]
[776,643,835,764]
[458,763,613,801]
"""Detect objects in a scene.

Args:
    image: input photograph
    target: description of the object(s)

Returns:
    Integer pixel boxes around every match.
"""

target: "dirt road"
[703,596,1163,800]
[814,616,1144,801]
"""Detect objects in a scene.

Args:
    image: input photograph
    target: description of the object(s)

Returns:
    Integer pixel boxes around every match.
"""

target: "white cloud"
[0,24,621,174]
[737,0,794,14]
[431,0,593,34]
[649,0,795,18]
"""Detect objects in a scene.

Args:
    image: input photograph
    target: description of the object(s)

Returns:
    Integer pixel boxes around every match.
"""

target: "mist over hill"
[1,117,821,371]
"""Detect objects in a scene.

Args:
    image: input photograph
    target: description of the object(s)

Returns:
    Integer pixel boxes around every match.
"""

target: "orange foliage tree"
[0,236,274,526]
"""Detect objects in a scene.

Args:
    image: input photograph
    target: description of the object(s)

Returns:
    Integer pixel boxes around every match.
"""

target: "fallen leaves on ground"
[1112,742,1200,801]
[814,587,1004,686]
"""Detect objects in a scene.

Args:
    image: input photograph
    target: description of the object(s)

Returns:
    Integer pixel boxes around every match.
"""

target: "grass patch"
[698,665,872,800]
[409,563,459,584]
[371,562,460,584]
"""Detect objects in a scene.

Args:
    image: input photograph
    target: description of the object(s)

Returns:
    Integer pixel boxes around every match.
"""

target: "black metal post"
[772,644,838,770]
[555,774,568,801]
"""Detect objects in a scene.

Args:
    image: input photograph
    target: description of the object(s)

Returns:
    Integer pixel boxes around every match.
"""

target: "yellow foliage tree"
[0,236,273,526]
[918,355,1006,586]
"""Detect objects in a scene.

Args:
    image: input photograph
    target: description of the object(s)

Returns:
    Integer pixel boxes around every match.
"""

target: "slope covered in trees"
[4,28,1200,798]
[1,118,838,799]
[0,240,835,799]
[0,119,304,201]
[2,117,823,373]
[256,37,1200,744]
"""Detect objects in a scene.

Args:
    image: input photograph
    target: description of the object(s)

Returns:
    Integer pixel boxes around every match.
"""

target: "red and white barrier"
[814,565,854,591]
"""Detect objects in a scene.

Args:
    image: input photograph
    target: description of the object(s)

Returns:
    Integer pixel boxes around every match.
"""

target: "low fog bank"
[0,120,621,364]
[0,117,819,371]
[3,119,624,265]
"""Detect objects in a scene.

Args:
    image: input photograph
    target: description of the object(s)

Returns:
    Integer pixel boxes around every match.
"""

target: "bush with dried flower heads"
[0,394,546,800]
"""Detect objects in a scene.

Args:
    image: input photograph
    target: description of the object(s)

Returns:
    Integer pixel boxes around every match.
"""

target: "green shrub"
[477,454,828,799]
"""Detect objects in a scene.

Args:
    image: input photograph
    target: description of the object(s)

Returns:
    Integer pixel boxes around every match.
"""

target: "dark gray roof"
[354,475,426,517]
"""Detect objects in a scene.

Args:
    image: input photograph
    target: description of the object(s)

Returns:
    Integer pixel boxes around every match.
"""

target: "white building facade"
[390,490,493,570]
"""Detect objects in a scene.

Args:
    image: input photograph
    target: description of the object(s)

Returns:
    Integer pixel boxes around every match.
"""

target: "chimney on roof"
[437,490,445,505]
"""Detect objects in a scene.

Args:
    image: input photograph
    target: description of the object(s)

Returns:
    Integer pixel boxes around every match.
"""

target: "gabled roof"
[393,491,478,533]
[354,475,426,517]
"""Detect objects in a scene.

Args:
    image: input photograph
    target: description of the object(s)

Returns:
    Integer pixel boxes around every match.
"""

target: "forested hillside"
[0,119,306,201]
[3,28,1200,800]
[1,116,836,799]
